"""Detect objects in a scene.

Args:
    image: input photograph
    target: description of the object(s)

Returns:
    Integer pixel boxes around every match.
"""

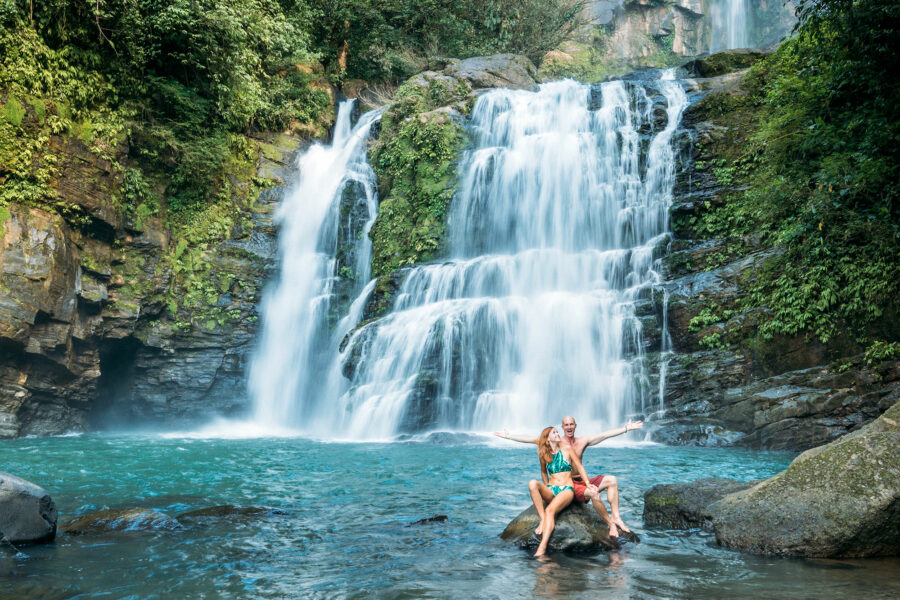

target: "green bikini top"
[547,450,572,475]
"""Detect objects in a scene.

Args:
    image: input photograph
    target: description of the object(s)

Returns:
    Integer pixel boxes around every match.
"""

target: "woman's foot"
[534,553,550,562]
[534,519,545,536]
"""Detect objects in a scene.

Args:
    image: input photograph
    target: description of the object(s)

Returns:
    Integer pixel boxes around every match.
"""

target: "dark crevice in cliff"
[91,337,141,429]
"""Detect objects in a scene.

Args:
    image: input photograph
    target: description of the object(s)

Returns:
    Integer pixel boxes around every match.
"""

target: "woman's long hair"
[537,426,556,466]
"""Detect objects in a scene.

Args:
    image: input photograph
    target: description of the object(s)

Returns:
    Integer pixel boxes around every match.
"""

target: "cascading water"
[708,0,749,52]
[248,101,380,429]
[328,76,688,438]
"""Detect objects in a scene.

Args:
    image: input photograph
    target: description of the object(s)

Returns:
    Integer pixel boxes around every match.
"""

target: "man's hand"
[624,420,644,432]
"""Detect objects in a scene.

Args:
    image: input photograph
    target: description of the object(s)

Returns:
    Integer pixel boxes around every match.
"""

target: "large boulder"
[500,502,632,552]
[643,478,756,529]
[706,401,900,557]
[443,54,539,91]
[0,472,57,544]
[62,508,182,535]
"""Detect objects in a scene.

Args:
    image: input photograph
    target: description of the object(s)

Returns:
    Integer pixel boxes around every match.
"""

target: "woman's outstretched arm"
[493,428,538,444]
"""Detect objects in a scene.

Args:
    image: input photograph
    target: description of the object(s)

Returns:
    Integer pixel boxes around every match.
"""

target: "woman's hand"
[493,429,510,439]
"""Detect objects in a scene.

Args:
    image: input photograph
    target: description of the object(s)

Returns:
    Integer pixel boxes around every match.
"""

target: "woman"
[528,426,597,558]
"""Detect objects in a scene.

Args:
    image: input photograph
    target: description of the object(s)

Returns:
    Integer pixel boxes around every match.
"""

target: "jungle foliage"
[0,0,583,226]
[698,0,900,348]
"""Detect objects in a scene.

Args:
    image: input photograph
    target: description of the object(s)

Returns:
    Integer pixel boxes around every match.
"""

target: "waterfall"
[248,101,380,429]
[330,77,688,438]
[708,0,749,52]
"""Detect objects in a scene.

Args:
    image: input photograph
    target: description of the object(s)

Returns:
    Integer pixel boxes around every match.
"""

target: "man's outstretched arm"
[583,420,643,447]
[493,428,538,444]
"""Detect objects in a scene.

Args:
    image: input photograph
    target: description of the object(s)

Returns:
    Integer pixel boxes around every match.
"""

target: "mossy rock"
[684,49,769,78]
[707,401,900,557]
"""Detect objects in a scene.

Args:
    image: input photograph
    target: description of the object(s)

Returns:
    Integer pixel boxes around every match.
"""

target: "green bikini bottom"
[548,485,574,496]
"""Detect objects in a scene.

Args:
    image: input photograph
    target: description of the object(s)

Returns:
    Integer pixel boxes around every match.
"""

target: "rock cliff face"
[0,132,304,437]
[544,1,796,80]
[646,51,900,451]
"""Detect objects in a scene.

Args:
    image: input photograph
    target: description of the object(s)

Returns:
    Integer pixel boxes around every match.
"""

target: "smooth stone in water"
[0,472,57,544]
[643,478,757,530]
[501,503,635,553]
[62,508,183,535]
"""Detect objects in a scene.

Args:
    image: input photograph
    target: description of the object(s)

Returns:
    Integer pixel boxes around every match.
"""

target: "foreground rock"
[62,508,182,535]
[501,503,636,552]
[643,478,756,530]
[707,401,900,557]
[0,472,57,544]
[644,402,900,557]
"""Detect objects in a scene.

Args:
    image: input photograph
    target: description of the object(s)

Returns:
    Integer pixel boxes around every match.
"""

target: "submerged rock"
[0,472,57,544]
[706,401,900,557]
[500,503,634,553]
[643,478,756,530]
[176,504,287,522]
[62,508,182,535]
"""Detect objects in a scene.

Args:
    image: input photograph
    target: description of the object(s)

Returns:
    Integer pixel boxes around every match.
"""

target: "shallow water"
[1,436,898,599]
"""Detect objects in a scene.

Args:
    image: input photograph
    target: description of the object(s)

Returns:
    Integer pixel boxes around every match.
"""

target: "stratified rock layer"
[0,472,57,544]
[0,132,302,437]
[646,50,900,451]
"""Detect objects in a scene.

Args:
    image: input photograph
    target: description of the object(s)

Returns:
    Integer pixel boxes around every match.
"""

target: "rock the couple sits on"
[495,416,642,557]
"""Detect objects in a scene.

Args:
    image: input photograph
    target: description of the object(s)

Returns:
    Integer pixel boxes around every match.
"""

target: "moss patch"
[368,76,469,277]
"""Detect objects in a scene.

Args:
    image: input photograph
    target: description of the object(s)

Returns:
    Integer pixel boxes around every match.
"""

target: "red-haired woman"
[528,426,597,558]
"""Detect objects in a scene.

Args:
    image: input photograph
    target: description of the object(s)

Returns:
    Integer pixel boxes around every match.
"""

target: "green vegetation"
[316,0,585,81]
[368,77,469,276]
[692,0,900,356]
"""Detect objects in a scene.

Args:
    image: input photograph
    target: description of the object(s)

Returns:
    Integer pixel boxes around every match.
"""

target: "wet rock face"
[0,133,296,437]
[0,472,58,544]
[706,401,900,557]
[643,478,756,530]
[501,503,624,553]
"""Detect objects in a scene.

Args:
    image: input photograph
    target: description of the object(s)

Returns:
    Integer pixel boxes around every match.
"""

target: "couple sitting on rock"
[495,415,642,557]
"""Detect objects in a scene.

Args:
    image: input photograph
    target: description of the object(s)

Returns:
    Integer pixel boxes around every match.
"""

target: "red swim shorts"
[572,475,604,503]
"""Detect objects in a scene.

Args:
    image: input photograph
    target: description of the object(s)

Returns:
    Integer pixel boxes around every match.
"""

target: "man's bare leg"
[584,488,618,538]
[598,475,630,533]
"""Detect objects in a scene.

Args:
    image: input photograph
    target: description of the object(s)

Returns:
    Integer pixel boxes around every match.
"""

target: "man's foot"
[607,522,619,538]
[613,516,631,534]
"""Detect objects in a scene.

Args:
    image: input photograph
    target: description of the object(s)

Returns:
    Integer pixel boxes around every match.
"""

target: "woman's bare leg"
[534,490,574,558]
[529,480,555,535]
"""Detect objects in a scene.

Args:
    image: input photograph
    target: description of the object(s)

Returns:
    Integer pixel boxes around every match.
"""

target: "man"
[495,415,643,538]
